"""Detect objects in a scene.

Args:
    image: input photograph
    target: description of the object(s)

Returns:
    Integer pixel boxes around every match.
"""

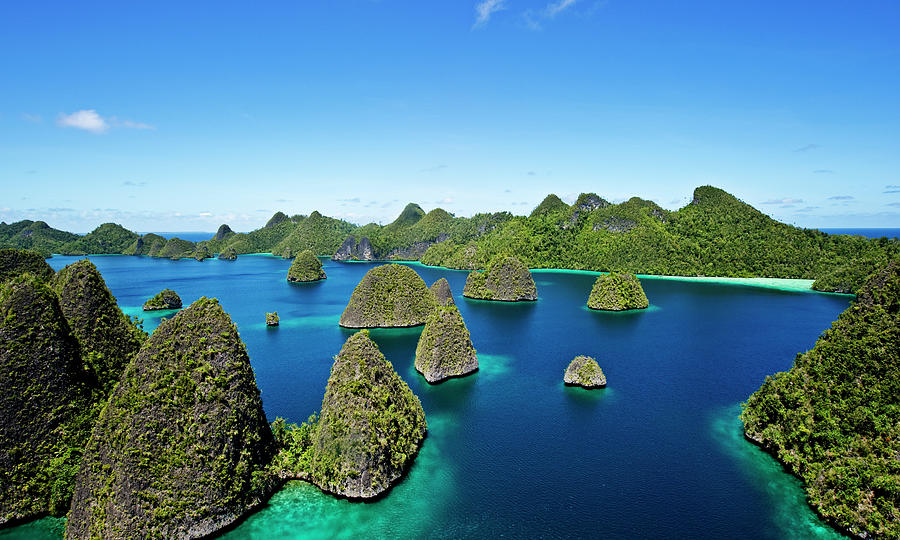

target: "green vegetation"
[306,331,426,498]
[266,312,280,326]
[65,298,277,539]
[0,275,98,525]
[286,250,326,282]
[59,223,138,255]
[143,288,182,311]
[0,248,54,283]
[219,247,237,260]
[272,211,358,257]
[741,261,900,539]
[463,255,537,301]
[0,221,78,258]
[429,277,454,306]
[415,305,478,383]
[339,264,438,328]
[563,356,607,389]
[52,260,146,395]
[587,272,649,311]
[530,194,568,217]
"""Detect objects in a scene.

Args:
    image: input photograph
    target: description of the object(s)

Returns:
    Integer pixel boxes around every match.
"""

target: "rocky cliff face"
[463,256,537,301]
[564,356,607,389]
[51,259,146,395]
[287,250,326,282]
[587,273,648,311]
[0,276,96,525]
[332,236,375,261]
[386,233,450,260]
[309,331,426,498]
[215,224,234,241]
[429,278,454,307]
[65,298,277,539]
[339,264,438,328]
[415,305,478,383]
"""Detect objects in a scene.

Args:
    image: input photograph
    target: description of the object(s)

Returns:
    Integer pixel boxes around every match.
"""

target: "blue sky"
[1,1,899,232]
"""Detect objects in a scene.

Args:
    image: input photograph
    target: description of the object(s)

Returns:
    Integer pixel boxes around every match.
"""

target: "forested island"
[1,186,897,293]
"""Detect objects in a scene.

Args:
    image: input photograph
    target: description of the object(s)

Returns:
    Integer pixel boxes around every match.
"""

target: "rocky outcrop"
[594,217,637,233]
[565,193,610,229]
[287,250,326,282]
[587,272,649,311]
[463,256,537,301]
[215,224,234,241]
[0,248,54,283]
[386,233,450,260]
[429,278,454,306]
[218,247,237,261]
[51,259,145,395]
[266,312,279,326]
[332,236,375,261]
[65,298,277,539]
[415,305,478,383]
[530,194,568,218]
[143,288,182,311]
[309,331,426,498]
[339,264,438,328]
[564,356,607,388]
[0,276,95,525]
[265,211,290,229]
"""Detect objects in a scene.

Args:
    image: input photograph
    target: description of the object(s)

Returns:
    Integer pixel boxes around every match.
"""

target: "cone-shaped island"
[564,356,607,389]
[587,272,648,311]
[463,256,537,301]
[143,288,182,311]
[287,250,326,282]
[339,264,437,327]
[429,277,455,306]
[415,305,478,383]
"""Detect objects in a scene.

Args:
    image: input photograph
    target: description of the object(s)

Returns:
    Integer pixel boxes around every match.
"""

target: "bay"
[3,255,852,539]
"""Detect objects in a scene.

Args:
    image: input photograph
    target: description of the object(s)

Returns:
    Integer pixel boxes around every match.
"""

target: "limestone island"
[65,298,277,539]
[564,356,607,389]
[429,277,455,306]
[339,264,437,328]
[415,305,478,383]
[266,311,279,326]
[218,247,237,260]
[287,249,326,282]
[587,272,649,311]
[143,288,182,311]
[272,331,427,498]
[463,255,537,301]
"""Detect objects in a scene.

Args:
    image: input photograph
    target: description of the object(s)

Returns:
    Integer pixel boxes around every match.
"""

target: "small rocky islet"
[339,263,437,328]
[564,356,607,389]
[587,272,649,311]
[286,249,326,282]
[415,304,478,383]
[142,288,182,311]
[429,277,455,306]
[463,255,537,302]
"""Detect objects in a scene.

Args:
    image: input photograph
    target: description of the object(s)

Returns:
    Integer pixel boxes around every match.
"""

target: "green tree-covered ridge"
[463,255,537,301]
[741,261,900,539]
[339,264,438,328]
[587,272,649,311]
[286,250,326,282]
[2,186,897,293]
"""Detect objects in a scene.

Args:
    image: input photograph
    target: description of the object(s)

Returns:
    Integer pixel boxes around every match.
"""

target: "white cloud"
[474,0,505,28]
[57,109,109,133]
[56,109,155,133]
[546,0,577,17]
[22,113,42,123]
[761,197,804,205]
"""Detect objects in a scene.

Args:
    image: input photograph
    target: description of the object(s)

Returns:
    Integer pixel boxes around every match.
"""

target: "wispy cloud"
[887,202,900,208]
[420,164,448,173]
[761,198,804,205]
[339,197,361,204]
[474,0,505,28]
[56,109,155,133]
[885,190,900,194]
[793,143,820,153]
[122,180,147,187]
[813,169,833,174]
[22,113,42,123]
[795,206,821,213]
[57,109,109,133]
[435,197,454,205]
[546,0,578,17]
[827,195,853,200]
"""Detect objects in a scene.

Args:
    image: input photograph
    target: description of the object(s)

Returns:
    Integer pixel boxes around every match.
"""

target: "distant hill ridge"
[2,186,897,293]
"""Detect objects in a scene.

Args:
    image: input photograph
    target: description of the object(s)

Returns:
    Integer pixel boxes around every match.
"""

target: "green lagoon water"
[3,255,852,539]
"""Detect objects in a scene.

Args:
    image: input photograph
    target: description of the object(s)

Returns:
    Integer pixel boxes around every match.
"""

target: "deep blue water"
[818,227,900,239]
[4,256,853,539]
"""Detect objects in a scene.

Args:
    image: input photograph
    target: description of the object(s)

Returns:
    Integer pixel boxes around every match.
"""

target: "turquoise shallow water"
[3,255,852,539]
